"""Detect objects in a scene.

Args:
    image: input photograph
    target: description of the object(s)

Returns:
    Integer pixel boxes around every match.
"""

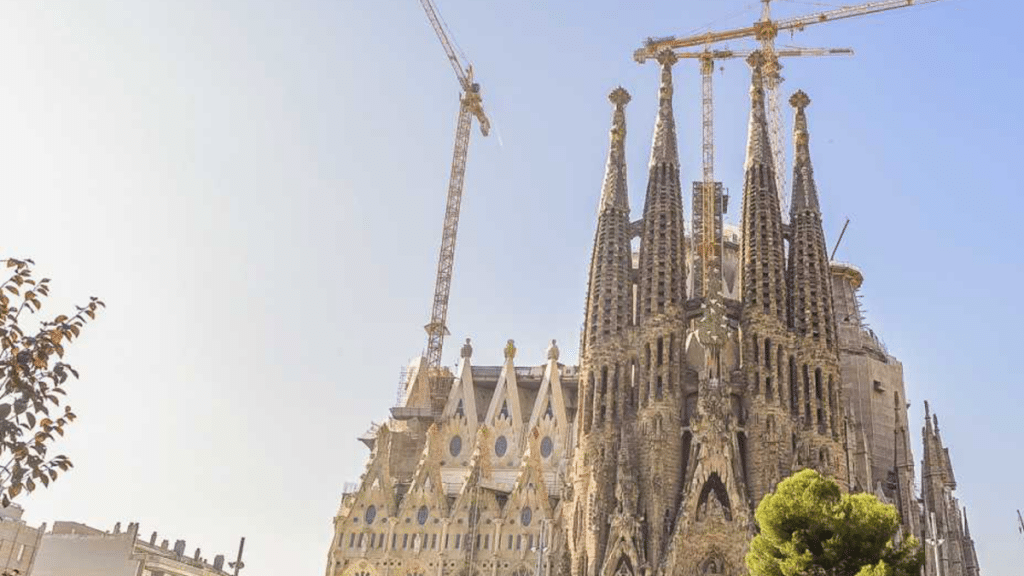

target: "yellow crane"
[418,0,490,369]
[636,0,950,218]
[673,47,852,296]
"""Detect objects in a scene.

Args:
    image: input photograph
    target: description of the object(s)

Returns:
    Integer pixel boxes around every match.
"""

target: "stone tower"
[737,51,796,509]
[570,86,637,576]
[635,50,687,566]
[920,403,981,576]
[783,90,846,486]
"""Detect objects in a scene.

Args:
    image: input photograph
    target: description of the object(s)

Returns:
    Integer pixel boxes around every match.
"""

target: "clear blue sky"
[2,0,1020,574]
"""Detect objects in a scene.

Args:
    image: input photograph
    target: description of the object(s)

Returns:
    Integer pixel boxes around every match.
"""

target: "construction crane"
[636,0,950,218]
[830,217,851,260]
[418,0,490,369]
[672,47,851,296]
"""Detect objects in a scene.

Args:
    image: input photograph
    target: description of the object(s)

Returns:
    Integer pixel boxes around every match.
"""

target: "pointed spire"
[638,50,687,322]
[789,90,820,214]
[582,88,635,353]
[600,87,631,213]
[784,89,836,348]
[650,50,679,167]
[740,49,787,325]
[745,51,774,172]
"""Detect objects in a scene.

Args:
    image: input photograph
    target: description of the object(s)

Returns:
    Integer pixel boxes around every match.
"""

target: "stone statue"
[460,338,473,359]
[546,339,560,361]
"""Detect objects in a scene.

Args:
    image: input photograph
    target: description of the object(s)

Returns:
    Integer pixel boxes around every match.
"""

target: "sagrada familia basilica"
[324,50,980,576]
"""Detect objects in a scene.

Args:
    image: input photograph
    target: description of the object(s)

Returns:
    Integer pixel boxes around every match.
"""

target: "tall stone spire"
[571,88,636,576]
[638,50,686,323]
[786,91,836,350]
[635,49,687,564]
[920,401,977,576]
[739,51,787,325]
[649,51,680,168]
[782,89,844,450]
[581,87,634,354]
[745,51,775,173]
[789,90,820,213]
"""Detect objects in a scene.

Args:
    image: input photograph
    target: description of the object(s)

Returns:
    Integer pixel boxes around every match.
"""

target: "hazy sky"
[3,0,1021,574]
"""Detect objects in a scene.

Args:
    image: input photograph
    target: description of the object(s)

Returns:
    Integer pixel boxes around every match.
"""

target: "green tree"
[746,469,924,576]
[0,258,102,507]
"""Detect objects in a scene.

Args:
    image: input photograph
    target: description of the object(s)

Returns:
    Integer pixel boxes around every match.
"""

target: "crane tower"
[418,0,490,370]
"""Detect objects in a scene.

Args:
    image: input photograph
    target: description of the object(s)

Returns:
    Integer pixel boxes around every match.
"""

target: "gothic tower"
[920,403,980,576]
[784,90,847,486]
[635,50,687,565]
[738,51,794,505]
[570,86,636,576]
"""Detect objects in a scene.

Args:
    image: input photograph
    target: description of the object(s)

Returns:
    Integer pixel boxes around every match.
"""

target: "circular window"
[540,436,554,458]
[364,505,377,525]
[495,436,508,457]
[417,505,429,525]
[520,506,533,527]
[449,435,462,457]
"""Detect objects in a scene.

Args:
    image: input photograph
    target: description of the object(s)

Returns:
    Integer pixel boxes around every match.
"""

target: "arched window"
[700,557,724,574]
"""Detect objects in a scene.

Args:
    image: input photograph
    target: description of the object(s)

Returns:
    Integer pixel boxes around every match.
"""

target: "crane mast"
[699,53,717,298]
[418,0,490,370]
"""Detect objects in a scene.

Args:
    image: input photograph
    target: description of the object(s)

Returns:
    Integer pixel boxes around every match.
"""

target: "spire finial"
[599,88,630,213]
[609,86,631,108]
[649,50,680,167]
[744,50,773,171]
[789,89,819,214]
[790,89,811,110]
[657,50,677,102]
[790,90,811,152]
[504,339,516,360]
[546,339,560,361]
[656,49,678,68]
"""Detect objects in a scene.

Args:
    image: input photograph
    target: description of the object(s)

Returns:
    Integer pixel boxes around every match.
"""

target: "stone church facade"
[325,51,979,576]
